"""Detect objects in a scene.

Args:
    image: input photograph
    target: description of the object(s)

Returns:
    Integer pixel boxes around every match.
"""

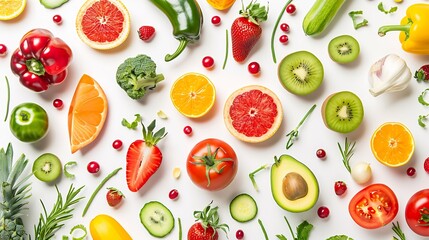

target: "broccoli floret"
[116,54,164,100]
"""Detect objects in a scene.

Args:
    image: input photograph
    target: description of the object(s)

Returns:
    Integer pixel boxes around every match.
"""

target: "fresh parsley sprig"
[285,104,316,149]
[122,114,142,129]
[338,138,356,173]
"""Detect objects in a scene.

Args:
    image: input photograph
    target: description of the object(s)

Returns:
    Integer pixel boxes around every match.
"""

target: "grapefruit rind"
[223,85,283,143]
[75,0,131,50]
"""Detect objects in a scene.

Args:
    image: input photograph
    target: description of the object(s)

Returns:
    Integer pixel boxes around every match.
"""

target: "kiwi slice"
[328,35,360,64]
[322,91,364,133]
[278,51,324,95]
[33,153,62,182]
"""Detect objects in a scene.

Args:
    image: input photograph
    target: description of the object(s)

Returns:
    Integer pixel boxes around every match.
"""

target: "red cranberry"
[202,56,214,69]
[211,16,221,25]
[406,167,416,177]
[53,99,63,109]
[87,161,100,174]
[169,189,179,200]
[286,4,296,14]
[334,181,347,196]
[316,149,326,159]
[53,15,62,24]
[183,126,193,135]
[248,62,260,75]
[112,139,123,150]
[317,206,330,218]
[0,44,7,56]
[236,230,244,239]
[279,35,289,44]
[280,23,290,32]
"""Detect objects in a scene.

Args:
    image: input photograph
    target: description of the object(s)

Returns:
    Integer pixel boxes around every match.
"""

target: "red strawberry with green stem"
[126,120,167,192]
[231,0,268,62]
[106,187,125,207]
[187,202,229,240]
[415,64,429,82]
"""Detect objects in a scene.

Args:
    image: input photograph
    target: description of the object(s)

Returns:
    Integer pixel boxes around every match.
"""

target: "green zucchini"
[302,0,346,36]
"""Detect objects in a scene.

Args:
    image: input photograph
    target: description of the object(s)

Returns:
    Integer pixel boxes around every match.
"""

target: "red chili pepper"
[10,29,73,92]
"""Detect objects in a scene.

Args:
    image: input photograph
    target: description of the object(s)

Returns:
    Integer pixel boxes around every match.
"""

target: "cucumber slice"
[140,201,175,238]
[40,0,69,9]
[229,193,258,222]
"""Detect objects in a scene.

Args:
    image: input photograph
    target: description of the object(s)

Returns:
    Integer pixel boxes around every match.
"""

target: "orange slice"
[76,0,130,50]
[68,74,108,153]
[371,122,414,167]
[170,73,216,118]
[0,0,26,20]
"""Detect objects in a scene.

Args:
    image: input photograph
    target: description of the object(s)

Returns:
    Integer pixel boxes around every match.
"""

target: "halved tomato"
[348,183,398,229]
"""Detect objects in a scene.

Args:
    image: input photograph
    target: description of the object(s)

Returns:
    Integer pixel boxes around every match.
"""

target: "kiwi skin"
[33,153,62,183]
[321,91,364,133]
[328,35,360,64]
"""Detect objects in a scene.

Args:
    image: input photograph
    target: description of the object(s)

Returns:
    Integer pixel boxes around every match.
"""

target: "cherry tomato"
[211,16,221,25]
[87,161,100,174]
[405,189,429,236]
[186,138,238,191]
[348,184,398,229]
[248,62,260,75]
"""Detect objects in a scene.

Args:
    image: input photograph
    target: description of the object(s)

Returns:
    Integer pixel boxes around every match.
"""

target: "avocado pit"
[282,172,308,201]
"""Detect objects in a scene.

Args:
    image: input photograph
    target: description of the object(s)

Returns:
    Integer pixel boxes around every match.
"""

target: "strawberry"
[126,120,167,192]
[415,64,429,82]
[138,26,156,41]
[231,0,268,62]
[187,203,229,240]
[106,187,125,207]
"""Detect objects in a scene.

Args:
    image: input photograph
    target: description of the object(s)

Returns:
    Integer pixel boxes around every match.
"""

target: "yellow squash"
[90,214,132,240]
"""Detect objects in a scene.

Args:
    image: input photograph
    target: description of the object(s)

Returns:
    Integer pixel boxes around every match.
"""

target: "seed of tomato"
[211,16,221,25]
[280,23,290,32]
[53,15,62,24]
[52,99,63,109]
[334,181,347,196]
[316,149,326,159]
[317,206,330,218]
[183,126,193,135]
[112,139,123,150]
[202,56,214,69]
[0,44,7,56]
[236,229,244,239]
[169,189,179,200]
[286,4,296,14]
[279,35,289,44]
[87,161,100,174]
[248,62,260,75]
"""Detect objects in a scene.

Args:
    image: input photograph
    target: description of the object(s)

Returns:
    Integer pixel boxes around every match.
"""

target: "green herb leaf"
[418,114,428,128]
[296,221,313,240]
[348,11,369,29]
[64,161,77,179]
[326,235,354,240]
[418,89,429,106]
[122,114,142,129]
[178,218,182,240]
[392,222,406,240]
[285,104,316,149]
[378,2,397,14]
[249,164,270,191]
[276,235,288,240]
[258,219,269,240]
[338,138,356,173]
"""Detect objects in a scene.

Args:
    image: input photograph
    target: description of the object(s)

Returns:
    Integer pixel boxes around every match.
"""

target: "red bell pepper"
[10,28,73,92]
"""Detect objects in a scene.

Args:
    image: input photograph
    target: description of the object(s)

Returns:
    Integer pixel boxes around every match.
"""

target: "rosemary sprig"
[337,138,356,173]
[392,221,406,240]
[285,104,316,149]
[34,184,85,240]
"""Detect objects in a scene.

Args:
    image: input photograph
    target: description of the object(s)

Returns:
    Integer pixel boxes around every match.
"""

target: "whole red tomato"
[187,138,238,191]
[348,183,398,229]
[405,189,429,236]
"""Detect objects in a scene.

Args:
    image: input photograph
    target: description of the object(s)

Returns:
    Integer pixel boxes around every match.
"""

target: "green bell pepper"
[150,0,203,62]
[10,102,49,142]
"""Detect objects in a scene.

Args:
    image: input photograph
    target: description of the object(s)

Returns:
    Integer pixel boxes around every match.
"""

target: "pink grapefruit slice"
[76,0,130,50]
[224,85,283,143]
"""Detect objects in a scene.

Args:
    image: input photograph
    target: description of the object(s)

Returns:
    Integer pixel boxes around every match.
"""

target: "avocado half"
[271,154,319,212]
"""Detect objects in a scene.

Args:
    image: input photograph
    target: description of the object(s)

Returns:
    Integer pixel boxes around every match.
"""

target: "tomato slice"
[348,183,398,229]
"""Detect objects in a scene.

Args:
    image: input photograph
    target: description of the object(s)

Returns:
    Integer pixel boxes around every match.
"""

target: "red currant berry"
[248,62,260,75]
[279,35,289,44]
[53,15,62,24]
[424,157,429,173]
[406,167,416,177]
[236,230,244,239]
[52,99,63,109]
[211,16,221,25]
[280,23,290,32]
[316,149,326,159]
[183,126,193,135]
[317,206,330,218]
[87,161,100,174]
[169,189,179,200]
[0,44,7,56]
[112,139,123,150]
[202,56,214,69]
[334,181,347,196]
[286,4,296,14]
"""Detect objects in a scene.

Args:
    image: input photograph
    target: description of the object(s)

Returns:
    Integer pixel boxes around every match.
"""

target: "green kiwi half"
[278,51,324,95]
[322,91,364,133]
[328,35,360,64]
[33,153,62,182]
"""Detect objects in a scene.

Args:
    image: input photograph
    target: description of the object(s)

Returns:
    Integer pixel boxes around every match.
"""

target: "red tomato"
[405,189,429,236]
[186,138,238,191]
[348,183,398,229]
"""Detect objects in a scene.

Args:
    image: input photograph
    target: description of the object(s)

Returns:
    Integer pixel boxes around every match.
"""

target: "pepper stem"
[165,39,188,62]
[25,59,46,76]
[378,19,413,40]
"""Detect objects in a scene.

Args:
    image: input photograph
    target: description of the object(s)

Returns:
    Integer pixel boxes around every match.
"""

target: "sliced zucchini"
[229,193,258,222]
[140,201,175,238]
[40,0,69,9]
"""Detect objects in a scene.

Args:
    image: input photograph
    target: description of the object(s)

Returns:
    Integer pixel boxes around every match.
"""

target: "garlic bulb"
[368,54,411,97]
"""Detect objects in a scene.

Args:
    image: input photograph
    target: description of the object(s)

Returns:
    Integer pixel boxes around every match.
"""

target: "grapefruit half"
[76,0,130,50]
[224,85,283,143]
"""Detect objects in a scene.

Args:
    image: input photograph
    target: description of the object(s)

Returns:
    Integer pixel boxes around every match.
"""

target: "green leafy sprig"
[392,222,406,240]
[249,164,270,191]
[349,11,369,29]
[378,2,397,14]
[338,138,356,173]
[285,104,316,149]
[122,114,142,129]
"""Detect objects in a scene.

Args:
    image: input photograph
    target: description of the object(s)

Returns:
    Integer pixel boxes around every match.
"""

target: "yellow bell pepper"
[206,0,236,10]
[378,3,429,54]
[90,214,132,240]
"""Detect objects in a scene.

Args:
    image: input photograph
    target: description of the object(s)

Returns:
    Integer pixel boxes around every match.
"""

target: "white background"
[1,0,429,239]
